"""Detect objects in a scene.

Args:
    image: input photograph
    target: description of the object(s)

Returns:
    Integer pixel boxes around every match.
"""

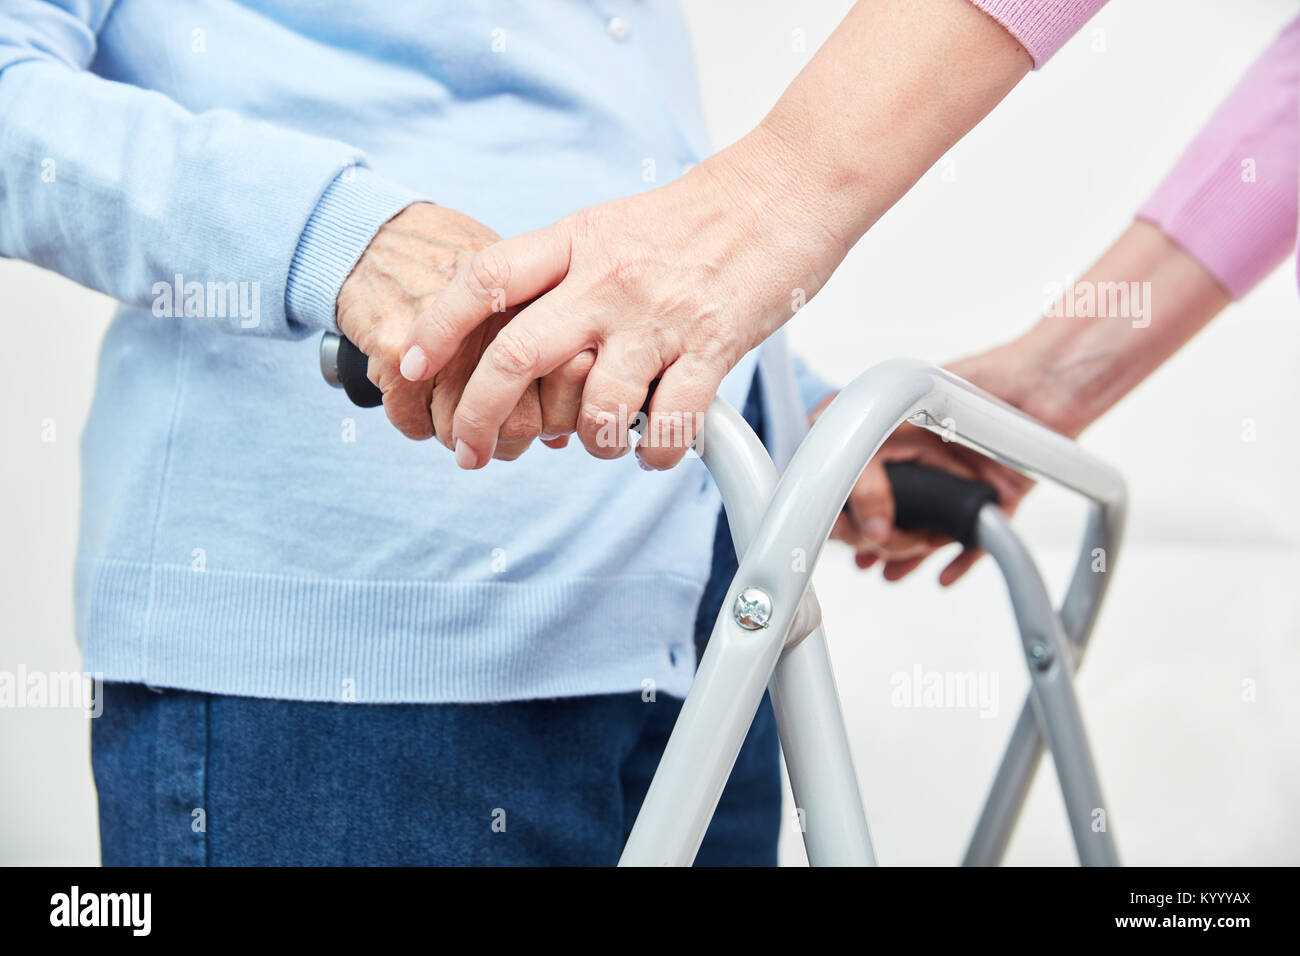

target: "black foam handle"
[338,336,384,408]
[884,461,999,549]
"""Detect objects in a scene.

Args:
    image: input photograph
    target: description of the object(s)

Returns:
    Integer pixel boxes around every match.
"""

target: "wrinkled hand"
[828,355,1038,586]
[395,129,845,471]
[337,202,560,460]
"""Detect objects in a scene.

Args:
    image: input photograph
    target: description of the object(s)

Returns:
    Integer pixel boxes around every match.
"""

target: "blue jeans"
[92,379,779,866]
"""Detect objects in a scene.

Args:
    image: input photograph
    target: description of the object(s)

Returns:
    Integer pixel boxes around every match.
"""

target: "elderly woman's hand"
[338,202,586,460]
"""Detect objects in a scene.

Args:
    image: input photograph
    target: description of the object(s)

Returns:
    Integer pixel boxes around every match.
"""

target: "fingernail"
[634,449,654,471]
[454,438,477,469]
[399,345,429,381]
[864,517,892,543]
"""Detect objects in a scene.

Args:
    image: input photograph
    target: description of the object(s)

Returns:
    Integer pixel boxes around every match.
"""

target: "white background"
[2,0,1298,865]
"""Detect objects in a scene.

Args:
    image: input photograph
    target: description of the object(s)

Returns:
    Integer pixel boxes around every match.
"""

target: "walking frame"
[322,337,1126,867]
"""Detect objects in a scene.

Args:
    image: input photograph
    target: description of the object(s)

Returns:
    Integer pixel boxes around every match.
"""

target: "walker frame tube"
[971,506,1119,866]
[618,359,1125,867]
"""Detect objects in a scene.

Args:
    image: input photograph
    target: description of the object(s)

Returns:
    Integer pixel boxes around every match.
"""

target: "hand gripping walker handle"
[883,461,998,550]
[323,331,659,422]
[320,335,995,551]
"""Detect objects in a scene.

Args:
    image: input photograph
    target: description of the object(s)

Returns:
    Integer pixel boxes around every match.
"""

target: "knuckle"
[541,403,575,434]
[386,407,433,441]
[367,320,407,357]
[601,254,649,299]
[488,329,542,378]
[466,247,511,305]
[568,205,602,242]
[499,414,541,445]
[695,336,736,380]
[453,404,490,439]
[418,307,458,348]
[368,354,400,392]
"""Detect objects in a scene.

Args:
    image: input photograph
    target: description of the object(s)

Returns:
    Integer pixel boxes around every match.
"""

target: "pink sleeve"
[1138,17,1300,299]
[967,0,1109,67]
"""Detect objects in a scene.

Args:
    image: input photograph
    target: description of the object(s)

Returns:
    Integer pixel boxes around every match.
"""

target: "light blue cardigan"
[0,0,834,702]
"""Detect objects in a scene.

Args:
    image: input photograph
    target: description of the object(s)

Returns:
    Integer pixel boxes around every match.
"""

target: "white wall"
[2,0,1298,865]
[1,265,113,865]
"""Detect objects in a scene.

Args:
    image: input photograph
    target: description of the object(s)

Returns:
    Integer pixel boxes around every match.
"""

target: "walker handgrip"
[337,336,384,408]
[321,333,384,407]
[885,461,998,549]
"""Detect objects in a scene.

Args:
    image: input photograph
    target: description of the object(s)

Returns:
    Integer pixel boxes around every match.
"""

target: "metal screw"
[733,588,773,630]
[1028,641,1053,671]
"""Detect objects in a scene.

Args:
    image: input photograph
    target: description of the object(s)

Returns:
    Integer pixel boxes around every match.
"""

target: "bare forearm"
[966,220,1233,437]
[727,0,1033,251]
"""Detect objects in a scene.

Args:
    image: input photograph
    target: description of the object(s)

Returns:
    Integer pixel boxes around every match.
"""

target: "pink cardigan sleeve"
[1137,16,1300,299]
[967,0,1109,67]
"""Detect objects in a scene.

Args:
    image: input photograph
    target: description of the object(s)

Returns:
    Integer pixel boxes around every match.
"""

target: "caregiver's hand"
[397,126,843,471]
[395,0,1034,470]
[336,202,551,460]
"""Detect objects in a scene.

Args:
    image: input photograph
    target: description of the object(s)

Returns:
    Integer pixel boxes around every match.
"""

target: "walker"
[321,333,1125,867]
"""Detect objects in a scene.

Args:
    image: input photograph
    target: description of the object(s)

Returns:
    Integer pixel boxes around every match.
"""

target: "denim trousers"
[92,378,780,865]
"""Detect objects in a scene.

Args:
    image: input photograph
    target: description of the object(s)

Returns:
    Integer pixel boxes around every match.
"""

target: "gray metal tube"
[964,501,1119,865]
[622,360,1126,866]
[619,399,873,866]
[962,701,1044,866]
[769,626,877,865]
[972,507,1120,866]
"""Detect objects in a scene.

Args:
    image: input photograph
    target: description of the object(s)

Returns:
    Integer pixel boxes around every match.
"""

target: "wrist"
[336,200,439,299]
[701,120,856,268]
[287,168,427,333]
[947,338,1093,439]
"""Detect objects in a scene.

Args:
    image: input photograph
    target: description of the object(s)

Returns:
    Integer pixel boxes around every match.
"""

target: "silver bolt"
[1028,641,1053,670]
[733,588,773,630]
